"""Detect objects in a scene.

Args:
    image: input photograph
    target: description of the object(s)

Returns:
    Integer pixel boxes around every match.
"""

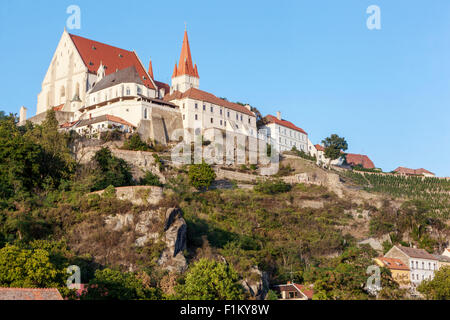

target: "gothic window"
[210,118,213,124]
[195,114,198,120]
[60,86,65,98]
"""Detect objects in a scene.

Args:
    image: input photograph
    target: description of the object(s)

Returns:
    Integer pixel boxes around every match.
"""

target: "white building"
[164,30,258,143]
[261,112,308,153]
[385,245,438,288]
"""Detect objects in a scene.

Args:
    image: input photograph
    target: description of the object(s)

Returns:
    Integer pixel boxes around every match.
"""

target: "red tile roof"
[154,80,170,97]
[69,33,155,90]
[173,30,199,79]
[53,104,64,111]
[0,288,63,300]
[395,245,437,260]
[314,144,325,152]
[346,153,375,169]
[60,120,79,129]
[165,88,255,117]
[265,115,307,135]
[394,167,435,176]
[293,284,314,299]
[105,114,136,128]
[376,257,409,271]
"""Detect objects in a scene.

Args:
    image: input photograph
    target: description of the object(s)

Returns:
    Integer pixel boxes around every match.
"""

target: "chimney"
[19,106,27,124]
[244,104,251,111]
[277,111,281,120]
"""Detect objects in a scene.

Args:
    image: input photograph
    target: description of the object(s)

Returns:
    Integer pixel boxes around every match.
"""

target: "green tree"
[418,266,450,299]
[122,134,151,151]
[0,244,65,288]
[140,171,162,187]
[322,134,348,168]
[92,147,133,191]
[188,162,216,191]
[81,268,161,300]
[176,258,244,300]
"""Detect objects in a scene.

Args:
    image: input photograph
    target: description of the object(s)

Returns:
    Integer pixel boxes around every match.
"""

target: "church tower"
[171,28,199,93]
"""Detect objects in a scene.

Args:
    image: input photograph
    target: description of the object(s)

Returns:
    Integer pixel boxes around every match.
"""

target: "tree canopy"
[322,134,348,162]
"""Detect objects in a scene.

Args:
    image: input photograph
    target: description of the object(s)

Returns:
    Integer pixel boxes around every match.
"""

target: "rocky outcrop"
[240,267,270,300]
[101,206,187,273]
[92,186,164,206]
[157,208,188,273]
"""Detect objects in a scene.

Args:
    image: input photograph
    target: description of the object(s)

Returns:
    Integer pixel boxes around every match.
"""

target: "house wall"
[261,123,308,153]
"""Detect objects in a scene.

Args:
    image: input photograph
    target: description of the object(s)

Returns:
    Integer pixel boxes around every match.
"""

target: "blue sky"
[0,0,449,176]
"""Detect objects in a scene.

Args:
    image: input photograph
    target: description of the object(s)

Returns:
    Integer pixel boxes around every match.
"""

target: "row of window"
[90,84,149,105]
[411,273,433,281]
[410,261,437,271]
[182,102,253,125]
[278,126,306,141]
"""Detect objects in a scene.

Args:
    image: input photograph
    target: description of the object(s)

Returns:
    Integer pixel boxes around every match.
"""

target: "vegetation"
[254,179,292,194]
[418,266,450,299]
[140,171,163,187]
[342,170,450,218]
[122,134,152,151]
[188,162,216,191]
[91,147,133,191]
[322,134,348,165]
[175,258,244,300]
[291,146,316,162]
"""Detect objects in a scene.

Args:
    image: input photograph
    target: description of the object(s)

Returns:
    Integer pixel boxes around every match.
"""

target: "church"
[21,28,258,148]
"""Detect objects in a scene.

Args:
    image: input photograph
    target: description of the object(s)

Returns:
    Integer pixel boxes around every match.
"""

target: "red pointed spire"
[148,58,154,79]
[172,63,178,79]
[194,64,199,78]
[173,29,198,78]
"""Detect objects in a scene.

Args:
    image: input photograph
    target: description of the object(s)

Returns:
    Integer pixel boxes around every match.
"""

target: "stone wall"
[18,110,74,126]
[92,186,163,206]
[137,108,183,145]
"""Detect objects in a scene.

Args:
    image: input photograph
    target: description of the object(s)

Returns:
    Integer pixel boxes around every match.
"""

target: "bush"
[254,179,292,195]
[175,259,244,300]
[188,162,216,191]
[92,148,133,191]
[140,171,162,187]
[122,134,151,151]
[100,129,123,142]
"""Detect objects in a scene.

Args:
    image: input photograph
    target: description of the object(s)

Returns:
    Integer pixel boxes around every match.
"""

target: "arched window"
[60,86,65,98]
[75,83,80,97]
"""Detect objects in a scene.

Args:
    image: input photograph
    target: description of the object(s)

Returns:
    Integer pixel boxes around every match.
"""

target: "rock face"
[102,207,187,273]
[240,267,270,300]
[157,208,188,273]
[93,186,164,206]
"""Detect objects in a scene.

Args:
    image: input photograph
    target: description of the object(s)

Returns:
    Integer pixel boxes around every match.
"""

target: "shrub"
[254,179,292,195]
[122,134,151,151]
[140,171,162,187]
[92,148,133,191]
[175,259,244,300]
[188,162,216,191]
[100,129,123,142]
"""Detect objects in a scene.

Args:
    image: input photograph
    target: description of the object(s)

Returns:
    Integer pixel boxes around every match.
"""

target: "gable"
[41,31,87,87]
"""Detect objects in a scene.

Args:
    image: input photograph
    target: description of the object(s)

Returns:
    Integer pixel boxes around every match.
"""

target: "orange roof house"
[345,153,375,169]
[165,87,255,117]
[0,288,63,300]
[274,283,314,300]
[394,167,435,177]
[265,115,307,135]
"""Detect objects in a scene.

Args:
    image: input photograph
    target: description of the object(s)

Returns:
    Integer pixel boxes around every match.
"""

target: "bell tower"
[171,28,199,93]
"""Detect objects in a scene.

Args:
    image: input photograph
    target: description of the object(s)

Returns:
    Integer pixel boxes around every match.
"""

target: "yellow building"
[374,256,410,287]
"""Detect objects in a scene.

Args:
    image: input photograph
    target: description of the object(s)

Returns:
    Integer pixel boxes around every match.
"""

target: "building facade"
[384,245,438,288]
[261,112,308,153]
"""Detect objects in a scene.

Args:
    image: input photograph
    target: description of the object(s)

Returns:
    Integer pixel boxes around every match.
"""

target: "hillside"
[0,111,448,300]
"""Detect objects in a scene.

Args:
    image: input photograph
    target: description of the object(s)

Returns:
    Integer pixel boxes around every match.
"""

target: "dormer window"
[118,54,123,58]
[92,46,96,50]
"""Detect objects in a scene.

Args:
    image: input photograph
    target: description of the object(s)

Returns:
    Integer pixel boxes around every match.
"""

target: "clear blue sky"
[1,0,449,176]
